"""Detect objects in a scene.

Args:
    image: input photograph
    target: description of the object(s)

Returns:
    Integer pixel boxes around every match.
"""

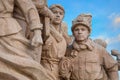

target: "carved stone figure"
[14,0,54,38]
[94,39,107,48]
[93,39,113,79]
[61,21,72,45]
[41,4,71,80]
[94,39,120,71]
[59,14,119,80]
[111,49,120,70]
[13,0,55,62]
[0,0,56,80]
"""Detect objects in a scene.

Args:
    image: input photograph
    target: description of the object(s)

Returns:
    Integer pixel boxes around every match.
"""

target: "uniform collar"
[72,38,94,52]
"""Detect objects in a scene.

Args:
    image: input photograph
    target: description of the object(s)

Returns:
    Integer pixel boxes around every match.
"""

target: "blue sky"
[48,0,120,52]
[48,0,120,75]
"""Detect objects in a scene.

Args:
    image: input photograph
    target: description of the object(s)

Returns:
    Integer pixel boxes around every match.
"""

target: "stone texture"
[0,0,56,80]
[41,4,70,80]
[59,14,119,80]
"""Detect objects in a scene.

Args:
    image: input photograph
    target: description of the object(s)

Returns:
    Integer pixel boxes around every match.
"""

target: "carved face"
[52,7,64,24]
[73,24,90,42]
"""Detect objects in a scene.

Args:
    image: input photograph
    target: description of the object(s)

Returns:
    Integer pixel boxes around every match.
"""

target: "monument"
[41,4,71,80]
[59,14,119,80]
[0,0,119,80]
[0,0,55,80]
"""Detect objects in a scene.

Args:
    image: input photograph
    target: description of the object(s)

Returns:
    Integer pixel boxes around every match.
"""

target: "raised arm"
[15,0,43,47]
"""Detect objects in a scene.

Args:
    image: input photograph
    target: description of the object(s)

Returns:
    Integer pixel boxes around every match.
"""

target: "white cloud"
[108,13,120,19]
[93,34,120,45]
[113,17,120,26]
[108,13,116,19]
[108,13,120,28]
[92,35,110,44]
[118,34,120,40]
[94,35,110,44]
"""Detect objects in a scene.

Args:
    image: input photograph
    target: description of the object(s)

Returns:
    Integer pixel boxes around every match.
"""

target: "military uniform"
[60,39,118,80]
[41,24,67,80]
[59,14,119,80]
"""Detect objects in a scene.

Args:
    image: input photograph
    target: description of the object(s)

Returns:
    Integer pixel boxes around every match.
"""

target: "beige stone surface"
[13,0,56,63]
[41,4,71,80]
[111,49,120,70]
[59,14,119,80]
[94,39,107,48]
[0,0,56,80]
[0,0,119,80]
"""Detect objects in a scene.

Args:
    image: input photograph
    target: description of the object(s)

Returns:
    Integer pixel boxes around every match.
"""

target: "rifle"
[42,17,50,43]
[39,0,50,43]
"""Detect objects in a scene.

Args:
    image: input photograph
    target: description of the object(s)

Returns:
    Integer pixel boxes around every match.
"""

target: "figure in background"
[111,50,120,70]
[94,39,120,70]
[61,22,72,45]
[13,0,55,62]
[94,39,111,79]
[0,0,56,80]
[94,39,107,48]
[41,4,71,80]
[59,14,119,80]
[14,0,54,38]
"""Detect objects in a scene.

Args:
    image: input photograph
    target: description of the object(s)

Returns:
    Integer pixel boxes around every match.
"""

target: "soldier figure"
[41,4,71,80]
[59,14,119,80]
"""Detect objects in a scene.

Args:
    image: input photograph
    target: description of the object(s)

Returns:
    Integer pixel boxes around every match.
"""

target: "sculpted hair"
[49,4,65,14]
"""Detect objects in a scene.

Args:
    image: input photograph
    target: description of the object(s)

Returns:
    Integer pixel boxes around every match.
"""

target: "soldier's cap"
[72,13,92,33]
[49,4,65,13]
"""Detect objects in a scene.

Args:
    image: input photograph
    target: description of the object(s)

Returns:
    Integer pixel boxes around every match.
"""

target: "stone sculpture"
[41,4,71,80]
[94,39,120,71]
[111,49,120,70]
[59,14,119,80]
[0,0,56,80]
[0,0,119,80]
[13,0,55,63]
[94,39,107,48]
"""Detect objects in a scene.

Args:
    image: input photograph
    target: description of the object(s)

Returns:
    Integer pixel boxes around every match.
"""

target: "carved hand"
[31,30,43,47]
